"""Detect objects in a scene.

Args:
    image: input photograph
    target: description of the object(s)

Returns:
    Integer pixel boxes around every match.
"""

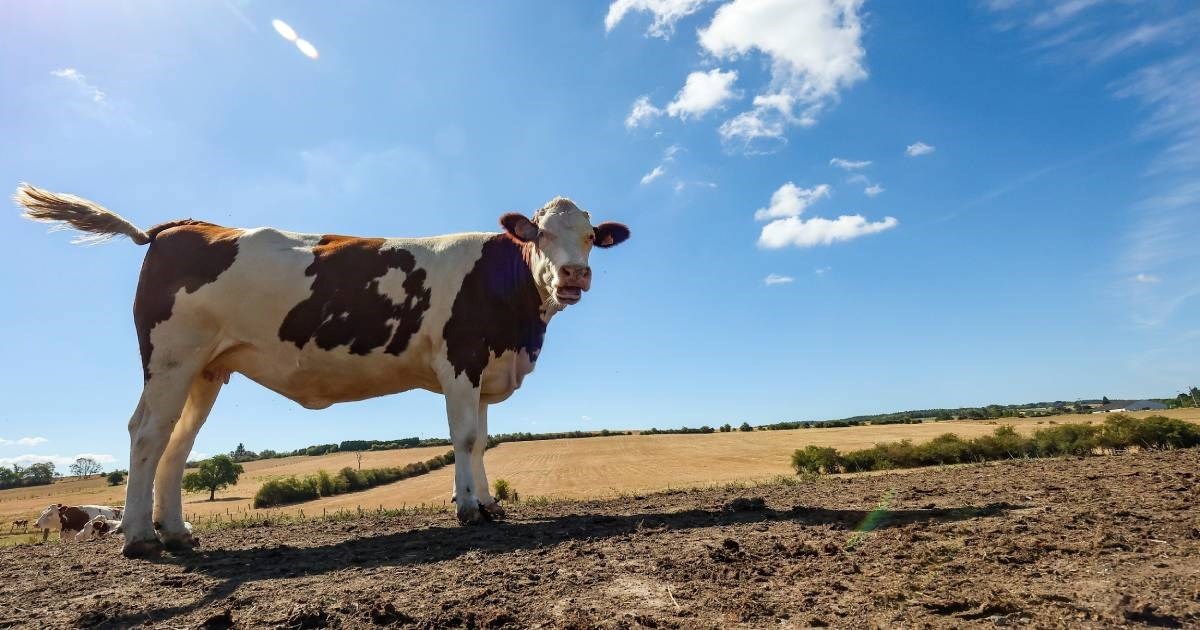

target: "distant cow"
[17,184,630,558]
[9,519,29,533]
[34,504,122,542]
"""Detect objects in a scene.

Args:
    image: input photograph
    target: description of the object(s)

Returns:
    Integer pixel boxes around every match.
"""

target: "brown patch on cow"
[443,235,547,387]
[278,236,432,356]
[58,506,90,533]
[133,221,241,382]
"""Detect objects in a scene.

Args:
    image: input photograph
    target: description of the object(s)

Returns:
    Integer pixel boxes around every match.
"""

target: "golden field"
[3,408,1198,539]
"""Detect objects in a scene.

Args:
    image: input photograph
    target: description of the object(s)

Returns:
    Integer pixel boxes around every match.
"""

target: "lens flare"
[272,19,298,42]
[295,39,319,60]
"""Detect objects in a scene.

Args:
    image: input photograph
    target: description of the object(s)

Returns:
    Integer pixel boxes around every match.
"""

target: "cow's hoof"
[481,501,506,520]
[162,533,199,553]
[122,538,165,559]
[456,501,485,525]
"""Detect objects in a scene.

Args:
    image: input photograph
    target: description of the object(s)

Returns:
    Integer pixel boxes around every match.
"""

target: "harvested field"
[1,448,1197,628]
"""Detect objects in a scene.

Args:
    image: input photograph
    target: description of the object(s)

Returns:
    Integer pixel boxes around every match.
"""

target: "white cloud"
[666,69,739,120]
[845,173,870,185]
[663,144,683,161]
[1135,273,1162,284]
[864,183,885,196]
[814,266,832,275]
[625,95,663,128]
[758,214,898,248]
[50,68,106,104]
[906,141,936,157]
[605,0,713,38]
[830,157,871,170]
[0,453,115,469]
[700,0,867,151]
[753,182,831,220]
[640,165,666,185]
[188,450,210,461]
[0,437,49,447]
[764,273,795,285]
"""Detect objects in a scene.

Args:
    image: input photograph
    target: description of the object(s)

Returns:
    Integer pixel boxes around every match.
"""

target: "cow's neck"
[520,241,563,323]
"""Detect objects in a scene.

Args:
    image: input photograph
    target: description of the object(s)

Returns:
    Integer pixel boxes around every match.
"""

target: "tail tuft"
[14,182,150,245]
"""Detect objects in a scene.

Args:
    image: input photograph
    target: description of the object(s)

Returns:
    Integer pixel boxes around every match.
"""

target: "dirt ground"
[1,449,1197,628]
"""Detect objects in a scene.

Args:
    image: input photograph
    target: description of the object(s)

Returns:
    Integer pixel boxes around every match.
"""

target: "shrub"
[493,478,512,501]
[254,476,319,508]
[106,470,127,486]
[789,416,1200,479]
[738,422,753,432]
[791,446,840,475]
[1032,423,1098,456]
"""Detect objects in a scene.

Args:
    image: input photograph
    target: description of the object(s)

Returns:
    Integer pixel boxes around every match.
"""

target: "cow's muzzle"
[556,265,591,305]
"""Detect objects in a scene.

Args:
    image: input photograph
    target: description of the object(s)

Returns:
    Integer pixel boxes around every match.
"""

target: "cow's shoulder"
[443,234,547,387]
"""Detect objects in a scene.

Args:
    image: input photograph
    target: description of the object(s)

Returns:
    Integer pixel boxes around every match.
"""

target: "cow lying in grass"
[34,504,123,542]
[10,519,29,533]
[17,184,630,558]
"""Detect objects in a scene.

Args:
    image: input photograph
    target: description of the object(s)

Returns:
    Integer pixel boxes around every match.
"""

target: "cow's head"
[35,504,62,531]
[500,198,629,309]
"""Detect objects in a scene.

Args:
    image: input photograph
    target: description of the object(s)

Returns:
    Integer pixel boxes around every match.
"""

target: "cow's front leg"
[473,402,504,519]
[444,385,485,524]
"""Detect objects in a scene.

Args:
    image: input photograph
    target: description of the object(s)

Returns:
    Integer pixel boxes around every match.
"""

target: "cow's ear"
[500,213,540,242]
[593,222,630,248]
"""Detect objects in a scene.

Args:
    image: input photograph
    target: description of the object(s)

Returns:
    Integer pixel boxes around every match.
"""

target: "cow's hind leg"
[122,359,206,558]
[153,372,222,552]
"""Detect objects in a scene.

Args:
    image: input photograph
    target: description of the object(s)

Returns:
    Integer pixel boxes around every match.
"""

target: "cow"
[34,504,122,542]
[75,516,122,542]
[16,184,630,558]
[9,519,29,533]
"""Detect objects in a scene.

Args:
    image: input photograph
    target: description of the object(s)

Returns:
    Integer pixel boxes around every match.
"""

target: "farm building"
[1092,400,1169,413]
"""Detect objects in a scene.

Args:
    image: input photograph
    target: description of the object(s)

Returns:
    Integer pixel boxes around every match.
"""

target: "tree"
[70,457,102,479]
[719,423,732,433]
[106,470,127,486]
[230,442,258,463]
[738,422,753,432]
[182,455,244,500]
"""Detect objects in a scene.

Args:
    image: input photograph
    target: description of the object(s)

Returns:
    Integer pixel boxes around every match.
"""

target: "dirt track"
[1,450,1198,629]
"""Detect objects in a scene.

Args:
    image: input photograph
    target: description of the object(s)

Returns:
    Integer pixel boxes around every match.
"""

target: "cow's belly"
[212,340,442,409]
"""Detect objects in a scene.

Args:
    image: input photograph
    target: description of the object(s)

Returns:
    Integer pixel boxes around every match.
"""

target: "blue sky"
[1,1,1197,471]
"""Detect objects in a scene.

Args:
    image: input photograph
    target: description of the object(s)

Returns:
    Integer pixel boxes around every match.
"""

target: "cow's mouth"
[556,286,583,305]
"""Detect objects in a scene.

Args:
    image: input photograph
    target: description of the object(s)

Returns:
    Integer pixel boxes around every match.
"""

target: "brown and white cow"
[34,504,122,542]
[16,184,630,558]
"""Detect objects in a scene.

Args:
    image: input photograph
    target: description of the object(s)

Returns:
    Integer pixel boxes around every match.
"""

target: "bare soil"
[1,449,1197,629]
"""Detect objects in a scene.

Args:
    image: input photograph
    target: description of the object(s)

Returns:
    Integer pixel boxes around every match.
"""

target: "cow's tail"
[14,183,150,245]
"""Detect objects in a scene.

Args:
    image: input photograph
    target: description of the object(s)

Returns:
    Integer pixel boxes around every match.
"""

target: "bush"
[738,422,753,432]
[106,470,127,486]
[253,450,457,508]
[790,446,840,474]
[789,415,1200,479]
[493,478,512,501]
[254,476,319,508]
